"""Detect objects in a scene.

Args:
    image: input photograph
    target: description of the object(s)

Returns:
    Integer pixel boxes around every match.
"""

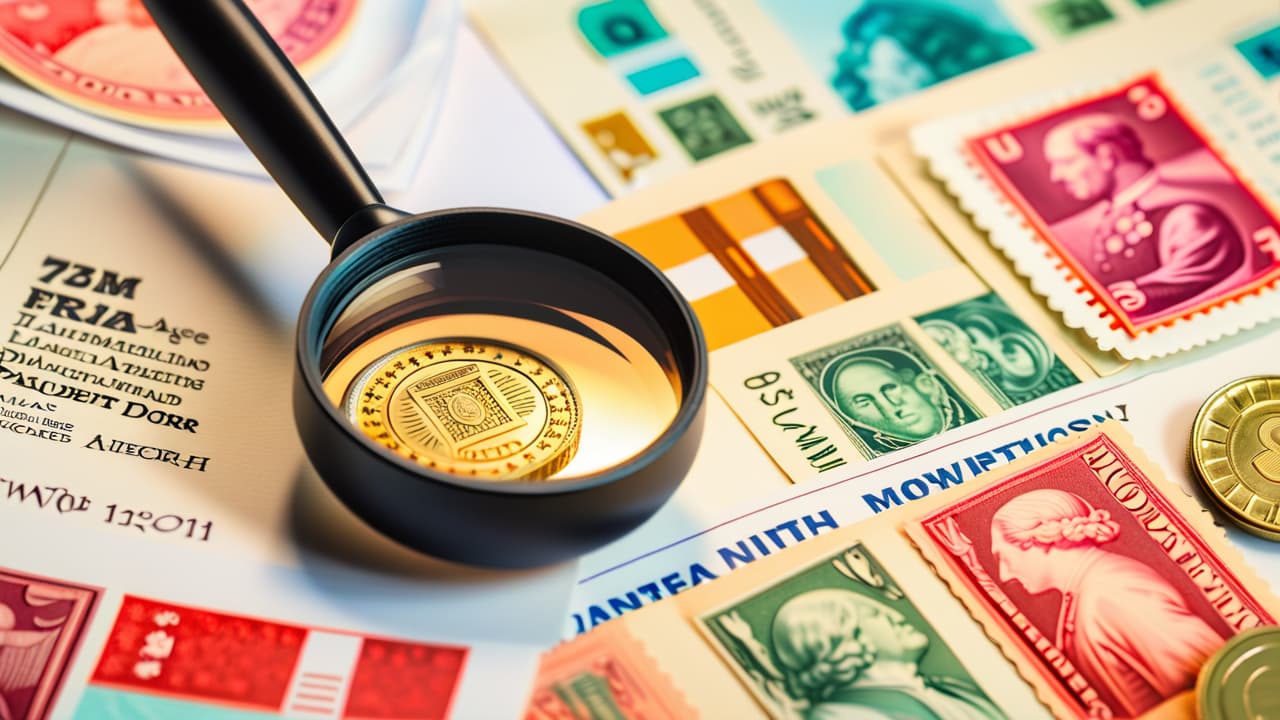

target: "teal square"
[576,0,669,58]
[1235,26,1280,80]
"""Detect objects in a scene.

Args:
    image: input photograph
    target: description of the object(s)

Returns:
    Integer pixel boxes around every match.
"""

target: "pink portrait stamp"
[913,73,1280,358]
[0,567,99,720]
[906,429,1279,719]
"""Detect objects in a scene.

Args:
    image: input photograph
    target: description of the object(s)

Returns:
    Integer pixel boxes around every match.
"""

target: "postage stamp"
[0,567,98,720]
[526,618,696,719]
[914,73,1280,358]
[790,324,981,458]
[83,595,468,719]
[755,0,1032,112]
[906,428,1279,719]
[615,178,874,351]
[916,292,1080,408]
[696,542,1008,719]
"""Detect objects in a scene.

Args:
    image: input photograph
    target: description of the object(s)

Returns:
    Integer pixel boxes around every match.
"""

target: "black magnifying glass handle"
[141,0,406,251]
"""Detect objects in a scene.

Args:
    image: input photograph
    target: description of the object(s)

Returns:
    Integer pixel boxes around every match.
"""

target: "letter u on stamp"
[905,427,1280,719]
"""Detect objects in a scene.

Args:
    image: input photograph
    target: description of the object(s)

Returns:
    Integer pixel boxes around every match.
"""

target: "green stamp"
[790,324,980,458]
[1033,0,1114,36]
[915,293,1080,409]
[697,543,1007,719]
[658,94,752,161]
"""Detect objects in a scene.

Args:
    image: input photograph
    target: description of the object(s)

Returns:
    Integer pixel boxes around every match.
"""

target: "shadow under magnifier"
[286,462,565,584]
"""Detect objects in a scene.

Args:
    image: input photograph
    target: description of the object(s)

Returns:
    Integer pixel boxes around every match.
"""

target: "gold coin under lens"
[1190,376,1280,541]
[345,340,580,480]
[1195,625,1280,720]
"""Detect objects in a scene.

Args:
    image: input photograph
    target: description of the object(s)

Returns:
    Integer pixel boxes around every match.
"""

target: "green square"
[1034,0,1114,37]
[658,95,752,161]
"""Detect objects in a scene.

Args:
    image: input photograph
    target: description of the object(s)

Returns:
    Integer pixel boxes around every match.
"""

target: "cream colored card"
[469,0,1275,195]
[576,134,1098,482]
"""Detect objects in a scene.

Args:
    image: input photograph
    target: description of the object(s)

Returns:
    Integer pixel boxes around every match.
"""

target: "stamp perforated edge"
[901,424,1280,719]
[910,72,1280,359]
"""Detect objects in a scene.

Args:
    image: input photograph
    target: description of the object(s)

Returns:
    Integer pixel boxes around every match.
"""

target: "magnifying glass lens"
[317,243,683,481]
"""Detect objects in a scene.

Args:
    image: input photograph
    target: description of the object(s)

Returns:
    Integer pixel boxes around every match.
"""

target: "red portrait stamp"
[906,429,1279,719]
[526,620,697,720]
[0,567,99,720]
[969,75,1280,337]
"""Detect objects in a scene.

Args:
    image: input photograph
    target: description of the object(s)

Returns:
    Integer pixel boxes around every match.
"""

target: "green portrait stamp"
[915,293,1080,409]
[790,324,980,458]
[1033,0,1114,37]
[697,543,1007,720]
[657,94,752,161]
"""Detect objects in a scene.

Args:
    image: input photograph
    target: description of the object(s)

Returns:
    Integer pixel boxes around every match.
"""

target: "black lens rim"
[291,207,707,565]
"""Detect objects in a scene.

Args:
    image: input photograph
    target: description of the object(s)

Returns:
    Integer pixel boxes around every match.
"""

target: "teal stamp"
[576,0,669,58]
[1033,0,1114,37]
[698,543,1007,719]
[658,95,752,161]
[916,293,1079,409]
[756,0,1032,112]
[790,324,980,458]
[1235,24,1280,81]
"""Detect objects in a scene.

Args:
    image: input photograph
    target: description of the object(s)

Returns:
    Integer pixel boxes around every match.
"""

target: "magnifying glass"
[141,0,707,569]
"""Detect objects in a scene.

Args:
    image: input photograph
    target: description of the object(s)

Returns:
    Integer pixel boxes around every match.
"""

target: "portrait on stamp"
[0,568,97,720]
[758,0,1031,112]
[909,433,1276,718]
[791,325,980,458]
[968,76,1280,334]
[917,293,1079,408]
[699,543,1006,720]
[988,488,1222,714]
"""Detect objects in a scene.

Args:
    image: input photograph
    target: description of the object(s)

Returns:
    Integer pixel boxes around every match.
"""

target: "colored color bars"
[618,179,874,349]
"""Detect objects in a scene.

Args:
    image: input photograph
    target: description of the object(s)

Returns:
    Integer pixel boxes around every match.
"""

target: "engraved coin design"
[1196,625,1280,720]
[346,340,580,480]
[1191,376,1280,541]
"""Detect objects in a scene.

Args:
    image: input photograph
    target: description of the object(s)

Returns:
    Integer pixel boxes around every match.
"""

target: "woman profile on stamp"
[990,488,1224,715]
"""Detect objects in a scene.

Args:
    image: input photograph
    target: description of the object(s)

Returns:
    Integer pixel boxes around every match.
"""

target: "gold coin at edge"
[345,340,581,481]
[1190,376,1280,541]
[1196,625,1280,720]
